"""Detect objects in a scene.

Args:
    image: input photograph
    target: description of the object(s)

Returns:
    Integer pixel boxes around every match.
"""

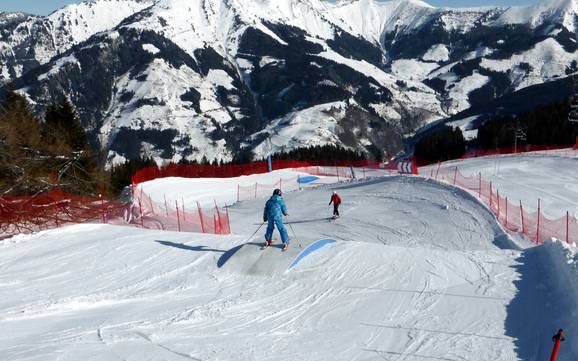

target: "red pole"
[100,194,105,223]
[214,200,222,232]
[148,193,155,216]
[197,201,206,233]
[489,182,493,209]
[566,211,569,244]
[138,197,144,228]
[536,198,540,244]
[520,200,525,234]
[54,193,60,228]
[549,329,564,361]
[182,197,186,222]
[435,161,441,179]
[505,197,508,228]
[497,190,500,219]
[225,205,231,234]
[175,200,181,232]
[214,214,219,235]
[478,172,482,198]
[453,166,458,185]
[164,194,169,217]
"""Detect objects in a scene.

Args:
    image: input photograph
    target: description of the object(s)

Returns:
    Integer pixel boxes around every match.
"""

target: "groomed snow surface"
[2,157,578,360]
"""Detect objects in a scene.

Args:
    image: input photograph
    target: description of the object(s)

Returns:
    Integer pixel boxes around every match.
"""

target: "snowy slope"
[2,161,578,359]
[427,155,578,219]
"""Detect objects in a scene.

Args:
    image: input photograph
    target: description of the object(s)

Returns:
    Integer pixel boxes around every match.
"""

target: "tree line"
[0,91,106,196]
[414,100,578,163]
[0,91,368,197]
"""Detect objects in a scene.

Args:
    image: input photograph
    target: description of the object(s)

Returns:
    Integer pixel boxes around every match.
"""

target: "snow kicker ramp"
[218,239,336,275]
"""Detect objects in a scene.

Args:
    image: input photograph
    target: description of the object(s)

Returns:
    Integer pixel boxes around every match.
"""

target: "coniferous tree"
[43,97,87,151]
[0,91,46,194]
[415,126,466,162]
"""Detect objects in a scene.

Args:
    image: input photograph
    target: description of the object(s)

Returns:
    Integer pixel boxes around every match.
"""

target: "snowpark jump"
[1,158,577,360]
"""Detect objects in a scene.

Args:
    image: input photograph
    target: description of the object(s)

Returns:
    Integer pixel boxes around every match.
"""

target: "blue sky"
[2,0,539,16]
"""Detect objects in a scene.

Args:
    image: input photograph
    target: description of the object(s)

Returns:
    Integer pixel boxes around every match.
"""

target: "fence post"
[363,167,366,179]
[520,200,526,234]
[175,200,181,232]
[225,205,231,234]
[53,192,60,228]
[497,190,500,219]
[197,201,206,233]
[100,193,106,223]
[505,196,508,228]
[566,211,569,244]
[138,197,144,228]
[214,214,218,235]
[148,193,155,216]
[478,172,482,198]
[549,329,564,361]
[453,166,458,185]
[214,200,222,233]
[182,197,186,222]
[489,182,493,209]
[435,161,441,179]
[536,198,540,244]
[164,194,169,217]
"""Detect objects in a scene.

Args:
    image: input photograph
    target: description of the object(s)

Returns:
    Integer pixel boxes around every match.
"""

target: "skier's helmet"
[273,188,282,196]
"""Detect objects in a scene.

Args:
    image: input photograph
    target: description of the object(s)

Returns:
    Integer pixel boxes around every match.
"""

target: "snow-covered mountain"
[1,0,577,164]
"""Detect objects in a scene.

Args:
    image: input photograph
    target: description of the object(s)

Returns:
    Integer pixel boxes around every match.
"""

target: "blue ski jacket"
[263,195,288,221]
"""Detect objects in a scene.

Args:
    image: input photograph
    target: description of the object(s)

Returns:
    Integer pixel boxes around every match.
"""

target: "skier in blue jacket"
[263,188,289,250]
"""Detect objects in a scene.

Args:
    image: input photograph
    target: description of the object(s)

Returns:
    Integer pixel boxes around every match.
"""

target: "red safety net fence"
[234,165,398,202]
[131,159,389,185]
[1,187,231,238]
[0,188,130,237]
[427,165,578,245]
[132,190,230,234]
[2,158,399,238]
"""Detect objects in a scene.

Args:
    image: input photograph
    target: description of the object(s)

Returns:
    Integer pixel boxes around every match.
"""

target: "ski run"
[1,154,578,360]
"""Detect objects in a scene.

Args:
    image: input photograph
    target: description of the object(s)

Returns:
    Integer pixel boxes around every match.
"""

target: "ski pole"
[286,216,301,247]
[244,221,265,243]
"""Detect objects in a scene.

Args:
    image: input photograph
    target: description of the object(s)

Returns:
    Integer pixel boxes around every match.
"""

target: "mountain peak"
[496,0,578,30]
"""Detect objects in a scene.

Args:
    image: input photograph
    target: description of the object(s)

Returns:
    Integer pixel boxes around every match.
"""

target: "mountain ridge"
[1,0,576,164]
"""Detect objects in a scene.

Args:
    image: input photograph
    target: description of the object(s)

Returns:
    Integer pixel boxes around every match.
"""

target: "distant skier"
[263,188,290,250]
[329,191,341,219]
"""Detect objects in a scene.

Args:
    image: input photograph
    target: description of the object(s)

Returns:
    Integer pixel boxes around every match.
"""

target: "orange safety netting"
[0,188,129,237]
[427,165,578,245]
[2,159,401,238]
[132,190,230,235]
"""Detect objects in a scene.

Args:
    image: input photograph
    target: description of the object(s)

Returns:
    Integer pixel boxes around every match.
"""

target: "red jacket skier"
[329,191,341,218]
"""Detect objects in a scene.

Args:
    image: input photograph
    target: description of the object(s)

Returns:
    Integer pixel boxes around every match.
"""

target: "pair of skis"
[261,242,289,251]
